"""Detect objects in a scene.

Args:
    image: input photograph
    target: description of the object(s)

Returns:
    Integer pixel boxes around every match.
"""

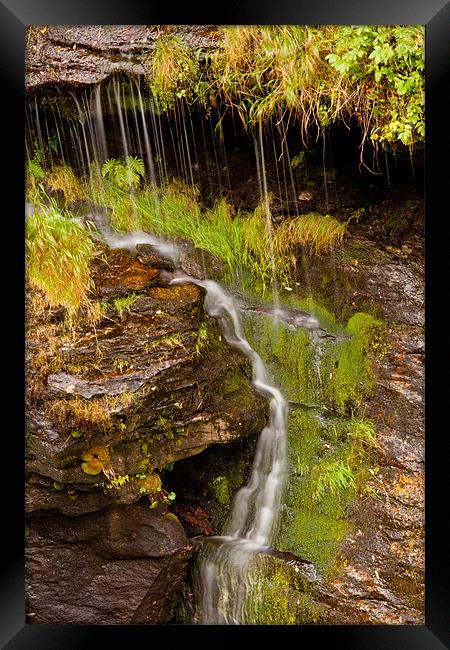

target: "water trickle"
[94,212,289,623]
[170,271,288,624]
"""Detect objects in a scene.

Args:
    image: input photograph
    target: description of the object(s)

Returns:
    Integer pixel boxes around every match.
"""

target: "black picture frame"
[2,0,449,647]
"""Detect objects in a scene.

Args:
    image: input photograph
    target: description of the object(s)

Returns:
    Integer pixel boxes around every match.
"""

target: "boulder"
[26,503,192,624]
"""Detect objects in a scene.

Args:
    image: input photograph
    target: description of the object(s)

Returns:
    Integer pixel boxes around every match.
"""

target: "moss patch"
[319,312,386,412]
[240,555,323,624]
[210,476,231,508]
[243,304,381,580]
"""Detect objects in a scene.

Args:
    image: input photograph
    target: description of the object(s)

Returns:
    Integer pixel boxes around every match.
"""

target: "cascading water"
[94,221,289,624]
[171,273,288,624]
[26,76,313,624]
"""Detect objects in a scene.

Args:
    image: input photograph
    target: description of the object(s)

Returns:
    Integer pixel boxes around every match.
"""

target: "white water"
[171,272,288,624]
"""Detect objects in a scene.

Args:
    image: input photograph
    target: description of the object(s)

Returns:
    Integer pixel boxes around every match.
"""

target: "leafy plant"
[81,445,113,478]
[148,36,200,111]
[326,26,424,147]
[113,293,137,319]
[312,459,356,501]
[102,156,145,190]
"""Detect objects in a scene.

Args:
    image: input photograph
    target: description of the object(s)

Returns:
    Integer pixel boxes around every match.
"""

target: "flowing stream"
[96,226,289,624]
[172,273,288,624]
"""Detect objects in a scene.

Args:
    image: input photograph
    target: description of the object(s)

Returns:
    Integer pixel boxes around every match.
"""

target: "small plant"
[113,293,137,319]
[148,36,200,111]
[100,474,130,491]
[347,417,376,448]
[194,323,210,357]
[102,156,145,190]
[26,202,96,317]
[81,445,114,479]
[312,459,356,501]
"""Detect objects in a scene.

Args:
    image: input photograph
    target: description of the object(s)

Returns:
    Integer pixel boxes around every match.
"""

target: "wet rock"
[291,230,424,623]
[26,246,267,624]
[26,248,266,511]
[178,245,226,280]
[91,248,160,299]
[136,244,176,271]
[26,503,192,624]
[26,25,223,92]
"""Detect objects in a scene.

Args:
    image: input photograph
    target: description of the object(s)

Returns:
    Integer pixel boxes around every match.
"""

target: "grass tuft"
[26,202,96,317]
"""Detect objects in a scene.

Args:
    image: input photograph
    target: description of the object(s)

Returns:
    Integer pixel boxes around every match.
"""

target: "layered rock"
[25,246,267,624]
[26,25,222,93]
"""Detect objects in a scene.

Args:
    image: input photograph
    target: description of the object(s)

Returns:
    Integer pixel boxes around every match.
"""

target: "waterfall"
[27,77,292,624]
[171,273,288,624]
[96,211,289,623]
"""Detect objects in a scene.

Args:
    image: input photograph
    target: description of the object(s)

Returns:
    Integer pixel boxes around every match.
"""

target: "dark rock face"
[26,504,192,624]
[26,25,222,92]
[293,232,424,623]
[25,246,267,623]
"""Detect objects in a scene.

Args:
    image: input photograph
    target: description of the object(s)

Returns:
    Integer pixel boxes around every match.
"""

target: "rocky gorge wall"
[25,244,267,624]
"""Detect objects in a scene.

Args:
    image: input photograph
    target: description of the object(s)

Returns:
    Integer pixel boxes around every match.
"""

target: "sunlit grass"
[46,164,84,204]
[275,213,347,256]
[26,201,96,317]
[80,168,348,288]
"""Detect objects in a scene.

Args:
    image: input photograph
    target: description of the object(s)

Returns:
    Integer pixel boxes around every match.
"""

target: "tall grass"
[26,202,96,317]
[82,169,347,288]
[46,164,84,204]
[30,160,348,294]
[209,26,350,141]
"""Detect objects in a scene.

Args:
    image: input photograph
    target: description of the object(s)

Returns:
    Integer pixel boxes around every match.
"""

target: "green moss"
[243,556,323,624]
[276,409,352,575]
[222,366,244,394]
[243,315,320,404]
[210,475,231,507]
[152,415,188,443]
[319,311,385,412]
[113,293,137,320]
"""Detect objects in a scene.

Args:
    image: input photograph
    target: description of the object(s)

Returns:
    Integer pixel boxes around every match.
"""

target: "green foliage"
[312,459,356,501]
[46,163,84,204]
[91,174,345,288]
[210,475,231,507]
[113,293,137,319]
[142,26,423,151]
[26,141,46,203]
[101,474,130,490]
[101,156,145,190]
[242,315,320,404]
[194,323,210,357]
[346,416,377,448]
[327,26,424,146]
[148,36,201,111]
[26,201,96,317]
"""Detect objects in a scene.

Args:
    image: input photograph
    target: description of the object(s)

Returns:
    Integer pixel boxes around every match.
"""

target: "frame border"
[2,1,449,647]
